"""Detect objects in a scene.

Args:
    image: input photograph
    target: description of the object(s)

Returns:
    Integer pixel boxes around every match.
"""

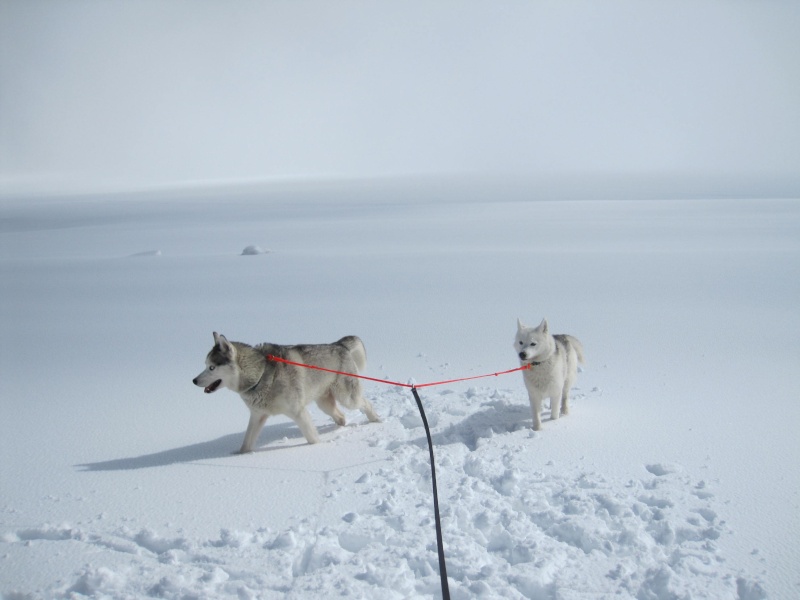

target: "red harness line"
[265,354,530,389]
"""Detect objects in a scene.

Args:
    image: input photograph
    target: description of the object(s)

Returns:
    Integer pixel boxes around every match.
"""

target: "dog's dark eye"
[530,342,537,347]
[518,341,523,346]
[209,366,215,371]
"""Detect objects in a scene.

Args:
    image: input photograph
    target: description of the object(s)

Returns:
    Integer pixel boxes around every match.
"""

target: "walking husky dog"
[515,319,585,431]
[193,332,380,453]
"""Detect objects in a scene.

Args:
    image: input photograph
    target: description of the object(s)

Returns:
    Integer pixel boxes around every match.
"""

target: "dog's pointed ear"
[517,317,525,330]
[538,319,549,333]
[213,332,233,354]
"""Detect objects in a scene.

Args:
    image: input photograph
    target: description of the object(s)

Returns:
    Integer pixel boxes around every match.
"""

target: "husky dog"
[515,319,585,431]
[193,332,380,454]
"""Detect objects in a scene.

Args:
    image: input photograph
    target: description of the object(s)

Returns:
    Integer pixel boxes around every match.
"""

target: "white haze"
[1,0,800,197]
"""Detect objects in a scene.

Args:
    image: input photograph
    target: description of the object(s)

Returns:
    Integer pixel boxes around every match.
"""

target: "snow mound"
[241,245,269,256]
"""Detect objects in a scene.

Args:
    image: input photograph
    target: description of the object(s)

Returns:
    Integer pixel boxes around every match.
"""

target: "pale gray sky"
[2,0,799,196]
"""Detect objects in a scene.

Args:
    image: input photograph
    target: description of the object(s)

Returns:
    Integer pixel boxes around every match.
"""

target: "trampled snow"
[1,183,798,598]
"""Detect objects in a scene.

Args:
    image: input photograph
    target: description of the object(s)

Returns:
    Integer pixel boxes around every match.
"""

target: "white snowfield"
[1,182,798,599]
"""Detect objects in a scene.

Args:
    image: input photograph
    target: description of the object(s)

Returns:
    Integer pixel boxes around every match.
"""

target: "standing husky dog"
[515,319,585,431]
[193,332,380,454]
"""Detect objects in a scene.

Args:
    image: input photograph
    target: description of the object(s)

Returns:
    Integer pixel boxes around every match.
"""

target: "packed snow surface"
[1,182,798,598]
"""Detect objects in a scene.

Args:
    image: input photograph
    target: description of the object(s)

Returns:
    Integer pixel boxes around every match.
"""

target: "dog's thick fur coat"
[515,319,585,430]
[193,332,380,453]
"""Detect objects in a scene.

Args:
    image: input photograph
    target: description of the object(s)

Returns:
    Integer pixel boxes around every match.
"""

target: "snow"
[241,246,269,256]
[1,181,798,599]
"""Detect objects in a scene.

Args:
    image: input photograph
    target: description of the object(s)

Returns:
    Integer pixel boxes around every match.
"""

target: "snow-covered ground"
[1,181,798,599]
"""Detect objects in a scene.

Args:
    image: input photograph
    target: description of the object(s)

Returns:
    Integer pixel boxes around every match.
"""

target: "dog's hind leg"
[549,393,562,421]
[349,382,380,423]
[358,396,381,423]
[561,369,577,417]
[291,407,321,444]
[317,391,346,427]
[560,386,571,416]
[333,380,381,424]
[239,411,268,454]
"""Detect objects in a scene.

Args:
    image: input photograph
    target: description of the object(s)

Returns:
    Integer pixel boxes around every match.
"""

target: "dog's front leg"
[526,392,543,431]
[239,411,268,454]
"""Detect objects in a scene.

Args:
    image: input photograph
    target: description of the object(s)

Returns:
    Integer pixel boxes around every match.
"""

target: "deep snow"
[1,181,798,598]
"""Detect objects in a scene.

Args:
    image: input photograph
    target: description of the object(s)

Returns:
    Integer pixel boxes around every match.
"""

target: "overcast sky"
[1,0,799,197]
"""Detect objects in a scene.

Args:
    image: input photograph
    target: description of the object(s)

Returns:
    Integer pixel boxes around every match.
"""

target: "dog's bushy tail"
[566,335,586,364]
[337,336,367,373]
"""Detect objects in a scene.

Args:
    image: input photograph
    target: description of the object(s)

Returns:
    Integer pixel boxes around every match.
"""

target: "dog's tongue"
[204,380,222,394]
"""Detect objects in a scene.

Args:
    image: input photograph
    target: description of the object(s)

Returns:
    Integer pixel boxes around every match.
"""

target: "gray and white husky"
[515,319,585,431]
[193,332,380,453]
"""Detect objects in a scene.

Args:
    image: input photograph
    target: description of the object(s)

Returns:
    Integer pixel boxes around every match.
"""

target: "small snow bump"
[269,531,296,550]
[645,463,681,477]
[1,531,19,543]
[736,577,768,600]
[638,495,674,509]
[132,529,187,554]
[67,567,126,597]
[695,507,717,523]
[241,245,269,255]
[211,528,251,548]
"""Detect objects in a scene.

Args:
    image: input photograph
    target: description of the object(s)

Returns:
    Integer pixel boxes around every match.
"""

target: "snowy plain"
[1,180,798,599]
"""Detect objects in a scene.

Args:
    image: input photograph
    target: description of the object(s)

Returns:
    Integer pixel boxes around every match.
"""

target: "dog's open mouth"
[204,380,222,394]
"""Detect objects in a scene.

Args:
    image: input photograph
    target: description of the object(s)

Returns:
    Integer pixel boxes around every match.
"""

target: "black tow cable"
[410,386,450,600]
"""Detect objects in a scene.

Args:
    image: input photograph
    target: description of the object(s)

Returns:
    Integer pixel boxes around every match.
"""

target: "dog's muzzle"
[203,380,222,393]
[193,377,222,393]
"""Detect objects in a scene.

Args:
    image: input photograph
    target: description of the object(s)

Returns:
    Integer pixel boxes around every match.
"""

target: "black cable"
[411,386,450,600]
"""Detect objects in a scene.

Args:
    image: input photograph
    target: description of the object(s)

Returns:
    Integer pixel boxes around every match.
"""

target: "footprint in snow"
[645,463,682,477]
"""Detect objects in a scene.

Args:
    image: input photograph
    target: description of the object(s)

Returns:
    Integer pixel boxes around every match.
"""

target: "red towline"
[265,354,530,389]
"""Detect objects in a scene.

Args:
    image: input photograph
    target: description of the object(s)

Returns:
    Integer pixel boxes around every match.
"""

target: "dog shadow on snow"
[78,401,538,471]
[410,400,537,452]
[75,422,338,472]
